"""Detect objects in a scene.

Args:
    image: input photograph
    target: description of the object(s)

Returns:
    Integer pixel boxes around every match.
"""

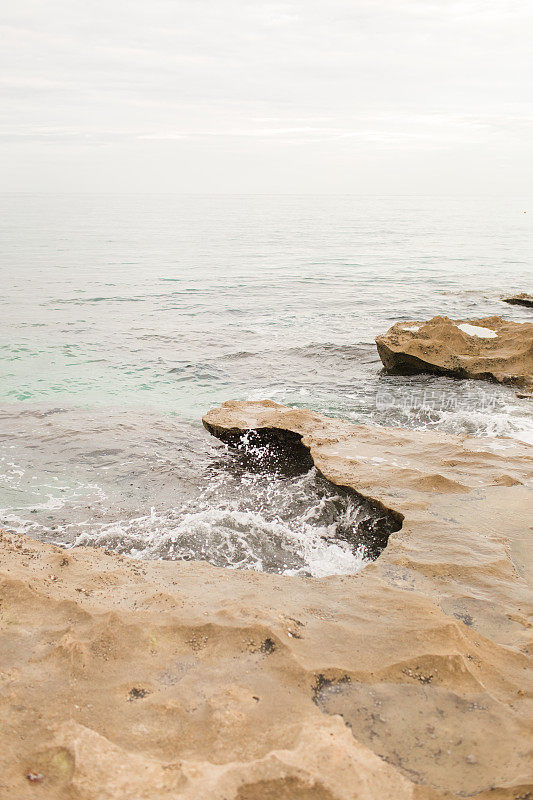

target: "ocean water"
[1,194,531,575]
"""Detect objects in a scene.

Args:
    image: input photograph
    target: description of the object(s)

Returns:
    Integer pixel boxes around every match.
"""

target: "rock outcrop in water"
[503,292,533,309]
[375,315,533,391]
[1,400,532,799]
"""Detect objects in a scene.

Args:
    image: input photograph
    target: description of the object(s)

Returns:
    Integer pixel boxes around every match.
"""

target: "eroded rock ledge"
[1,401,532,799]
[375,315,533,390]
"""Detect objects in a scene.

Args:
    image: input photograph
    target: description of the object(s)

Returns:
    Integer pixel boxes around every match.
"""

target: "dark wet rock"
[502,292,533,308]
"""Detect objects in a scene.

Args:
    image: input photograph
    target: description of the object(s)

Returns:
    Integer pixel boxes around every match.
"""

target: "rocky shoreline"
[1,399,532,799]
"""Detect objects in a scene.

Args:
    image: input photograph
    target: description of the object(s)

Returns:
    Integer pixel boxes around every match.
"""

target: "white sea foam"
[366,387,533,446]
[70,502,370,578]
[1,433,382,577]
[65,465,381,578]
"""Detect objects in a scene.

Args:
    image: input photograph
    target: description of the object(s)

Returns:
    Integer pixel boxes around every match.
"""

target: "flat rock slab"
[375,314,533,390]
[1,401,532,799]
[503,293,533,309]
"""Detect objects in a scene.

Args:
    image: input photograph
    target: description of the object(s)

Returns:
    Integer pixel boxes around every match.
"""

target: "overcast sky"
[1,0,532,193]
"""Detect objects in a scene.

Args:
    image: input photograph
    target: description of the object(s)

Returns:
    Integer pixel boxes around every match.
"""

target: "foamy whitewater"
[1,194,531,575]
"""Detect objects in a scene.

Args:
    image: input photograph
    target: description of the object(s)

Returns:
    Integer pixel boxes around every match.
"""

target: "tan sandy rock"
[1,400,532,799]
[375,315,533,390]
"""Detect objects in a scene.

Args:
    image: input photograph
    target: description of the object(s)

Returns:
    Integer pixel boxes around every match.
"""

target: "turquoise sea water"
[1,194,531,574]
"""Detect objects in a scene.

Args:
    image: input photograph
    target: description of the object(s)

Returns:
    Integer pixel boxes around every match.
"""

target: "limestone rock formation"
[1,400,532,799]
[503,293,533,309]
[375,315,533,390]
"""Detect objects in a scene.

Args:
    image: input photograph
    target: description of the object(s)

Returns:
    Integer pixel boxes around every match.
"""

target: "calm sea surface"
[1,194,531,575]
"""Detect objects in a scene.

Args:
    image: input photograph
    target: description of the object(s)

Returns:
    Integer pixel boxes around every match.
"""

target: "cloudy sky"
[1,0,532,193]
